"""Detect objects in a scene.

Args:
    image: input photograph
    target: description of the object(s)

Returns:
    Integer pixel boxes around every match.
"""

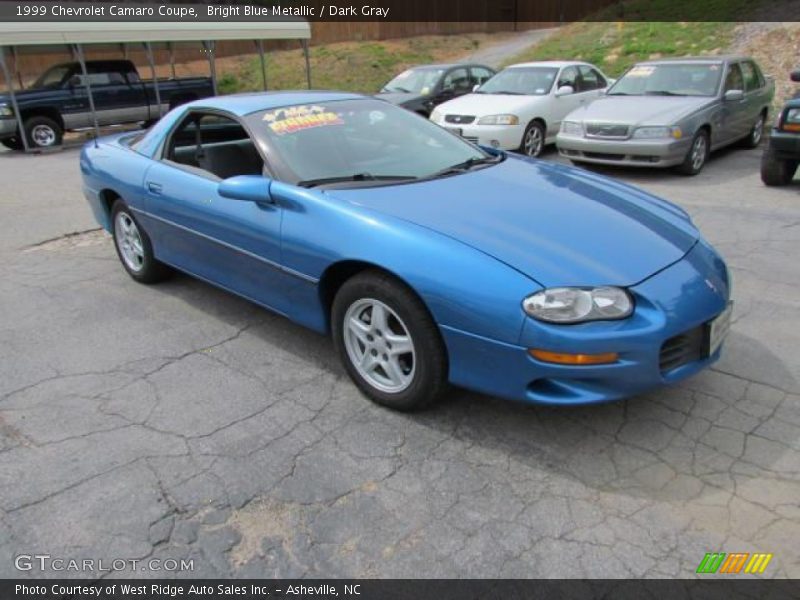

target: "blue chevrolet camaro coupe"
[81,91,732,411]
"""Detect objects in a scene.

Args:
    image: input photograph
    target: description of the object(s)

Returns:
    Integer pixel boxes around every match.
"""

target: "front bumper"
[442,240,730,405]
[557,132,692,168]
[767,128,800,160]
[443,122,525,151]
[0,117,17,139]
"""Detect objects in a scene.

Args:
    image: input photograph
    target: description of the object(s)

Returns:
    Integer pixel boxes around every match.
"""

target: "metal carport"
[0,20,312,151]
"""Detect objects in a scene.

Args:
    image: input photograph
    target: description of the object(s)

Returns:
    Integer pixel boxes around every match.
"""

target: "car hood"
[376,92,424,106]
[328,156,699,288]
[436,93,542,116]
[568,95,715,126]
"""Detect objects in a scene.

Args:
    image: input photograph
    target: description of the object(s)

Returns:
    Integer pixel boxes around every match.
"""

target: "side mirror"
[555,85,575,97]
[472,84,480,92]
[791,70,800,83]
[218,175,271,203]
[67,75,81,88]
[724,89,744,102]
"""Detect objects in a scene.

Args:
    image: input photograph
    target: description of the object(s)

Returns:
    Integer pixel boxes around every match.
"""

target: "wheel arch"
[97,188,123,230]
[20,107,64,131]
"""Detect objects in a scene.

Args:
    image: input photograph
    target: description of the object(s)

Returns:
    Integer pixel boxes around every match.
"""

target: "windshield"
[31,65,71,89]
[381,68,443,94]
[477,67,558,95]
[608,63,722,97]
[245,98,489,186]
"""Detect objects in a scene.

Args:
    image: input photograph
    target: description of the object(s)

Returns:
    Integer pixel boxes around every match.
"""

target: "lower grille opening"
[660,325,704,373]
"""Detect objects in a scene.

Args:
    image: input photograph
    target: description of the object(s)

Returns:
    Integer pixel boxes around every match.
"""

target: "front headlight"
[632,126,682,139]
[477,114,519,126]
[0,103,13,117]
[781,108,800,131]
[523,287,634,323]
[560,120,584,136]
[429,109,442,123]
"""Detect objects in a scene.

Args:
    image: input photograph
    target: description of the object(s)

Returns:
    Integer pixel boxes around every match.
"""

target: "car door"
[81,65,148,125]
[140,110,290,314]
[720,62,748,143]
[469,66,495,90]
[740,60,767,132]
[434,67,471,106]
[550,66,585,136]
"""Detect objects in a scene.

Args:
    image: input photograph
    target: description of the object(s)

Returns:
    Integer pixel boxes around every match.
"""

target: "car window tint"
[741,61,762,91]
[166,113,263,180]
[443,68,471,92]
[558,67,579,90]
[471,67,494,85]
[724,64,744,92]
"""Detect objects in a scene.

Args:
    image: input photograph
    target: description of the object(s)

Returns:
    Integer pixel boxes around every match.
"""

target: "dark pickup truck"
[761,68,800,186]
[0,59,214,149]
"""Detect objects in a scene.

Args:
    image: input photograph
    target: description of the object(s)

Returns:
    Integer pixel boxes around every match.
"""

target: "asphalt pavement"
[0,141,798,578]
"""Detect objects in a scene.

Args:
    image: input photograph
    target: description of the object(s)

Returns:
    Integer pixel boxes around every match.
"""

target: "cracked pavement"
[0,144,798,579]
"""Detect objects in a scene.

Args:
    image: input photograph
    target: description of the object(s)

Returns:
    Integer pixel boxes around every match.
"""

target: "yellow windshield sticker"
[263,105,344,135]
[628,66,655,77]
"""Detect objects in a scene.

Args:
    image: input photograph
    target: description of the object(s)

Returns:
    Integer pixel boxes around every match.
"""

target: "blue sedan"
[80,92,732,410]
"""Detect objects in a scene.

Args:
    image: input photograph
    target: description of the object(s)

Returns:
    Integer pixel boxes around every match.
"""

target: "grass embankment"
[218,34,495,95]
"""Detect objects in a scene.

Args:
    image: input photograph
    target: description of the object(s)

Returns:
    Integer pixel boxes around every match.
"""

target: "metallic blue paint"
[81,92,731,406]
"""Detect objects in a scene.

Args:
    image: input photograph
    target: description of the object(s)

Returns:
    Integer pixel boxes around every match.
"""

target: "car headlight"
[632,126,682,139]
[477,114,519,126]
[429,109,442,123]
[523,287,634,323]
[0,103,13,117]
[560,121,584,136]
[781,108,800,131]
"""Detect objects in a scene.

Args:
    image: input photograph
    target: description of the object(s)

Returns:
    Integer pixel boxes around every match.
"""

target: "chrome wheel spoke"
[382,357,407,387]
[370,302,389,332]
[348,316,371,344]
[385,332,412,356]
[115,211,145,273]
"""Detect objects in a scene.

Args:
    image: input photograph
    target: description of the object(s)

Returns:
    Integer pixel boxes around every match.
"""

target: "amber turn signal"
[529,349,619,365]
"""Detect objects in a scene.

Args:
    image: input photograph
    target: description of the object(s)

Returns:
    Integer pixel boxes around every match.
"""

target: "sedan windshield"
[608,63,723,97]
[476,67,558,95]
[381,68,443,94]
[246,98,490,186]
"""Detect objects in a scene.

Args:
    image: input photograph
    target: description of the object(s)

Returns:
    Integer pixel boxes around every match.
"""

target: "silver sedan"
[556,56,775,175]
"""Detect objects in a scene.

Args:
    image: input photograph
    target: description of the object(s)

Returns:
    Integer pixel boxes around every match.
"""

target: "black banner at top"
[0,0,798,22]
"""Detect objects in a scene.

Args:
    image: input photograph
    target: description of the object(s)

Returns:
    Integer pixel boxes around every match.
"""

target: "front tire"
[519,121,545,158]
[676,129,709,176]
[761,149,798,186]
[111,200,171,283]
[24,115,63,149]
[332,271,448,411]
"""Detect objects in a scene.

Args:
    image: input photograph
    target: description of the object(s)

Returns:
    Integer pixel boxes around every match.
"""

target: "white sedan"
[430,61,612,157]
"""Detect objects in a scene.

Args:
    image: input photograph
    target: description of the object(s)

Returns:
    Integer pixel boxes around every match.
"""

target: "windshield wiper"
[645,90,685,96]
[297,173,417,188]
[384,86,412,93]
[493,90,524,95]
[607,91,633,96]
[427,154,504,179]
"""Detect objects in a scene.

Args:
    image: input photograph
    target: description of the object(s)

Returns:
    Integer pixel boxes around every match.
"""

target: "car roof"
[183,91,366,116]
[504,60,591,69]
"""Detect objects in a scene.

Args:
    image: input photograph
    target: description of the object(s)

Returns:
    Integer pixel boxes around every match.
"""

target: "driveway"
[459,27,559,68]
[0,144,798,579]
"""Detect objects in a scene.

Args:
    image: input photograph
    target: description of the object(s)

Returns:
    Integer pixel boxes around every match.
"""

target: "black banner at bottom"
[3,579,799,600]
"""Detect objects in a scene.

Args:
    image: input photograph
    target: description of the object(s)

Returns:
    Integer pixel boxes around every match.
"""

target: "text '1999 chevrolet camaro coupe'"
[81,92,732,411]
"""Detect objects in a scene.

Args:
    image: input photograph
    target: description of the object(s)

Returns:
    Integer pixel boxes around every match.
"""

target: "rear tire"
[24,115,63,149]
[676,129,709,176]
[111,200,171,284]
[741,111,766,148]
[761,149,798,186]
[332,271,448,411]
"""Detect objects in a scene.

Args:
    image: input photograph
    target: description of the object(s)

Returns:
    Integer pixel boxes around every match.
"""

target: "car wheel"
[519,121,545,158]
[742,112,766,148]
[760,149,798,186]
[1,136,24,150]
[676,129,709,176]
[332,270,448,411]
[24,116,63,149]
[111,200,171,283]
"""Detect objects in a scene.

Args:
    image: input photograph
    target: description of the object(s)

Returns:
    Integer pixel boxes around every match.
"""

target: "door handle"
[147,182,162,195]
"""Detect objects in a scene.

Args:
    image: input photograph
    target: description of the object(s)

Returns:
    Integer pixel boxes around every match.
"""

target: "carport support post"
[74,44,101,147]
[256,40,267,91]
[167,42,176,79]
[203,41,217,95]
[302,39,311,89]
[143,42,163,118]
[0,46,30,152]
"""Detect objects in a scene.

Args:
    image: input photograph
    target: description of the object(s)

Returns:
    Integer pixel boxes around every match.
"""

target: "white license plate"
[706,302,732,357]
[446,127,463,136]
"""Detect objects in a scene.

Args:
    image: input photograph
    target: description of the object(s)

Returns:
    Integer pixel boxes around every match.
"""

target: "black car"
[761,69,800,186]
[376,63,496,117]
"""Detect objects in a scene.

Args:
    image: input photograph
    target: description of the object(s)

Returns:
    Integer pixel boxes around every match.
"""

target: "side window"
[724,63,744,92]
[77,72,123,86]
[443,68,470,92]
[165,112,264,180]
[578,66,606,91]
[471,67,494,86]
[557,66,579,90]
[741,61,762,92]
